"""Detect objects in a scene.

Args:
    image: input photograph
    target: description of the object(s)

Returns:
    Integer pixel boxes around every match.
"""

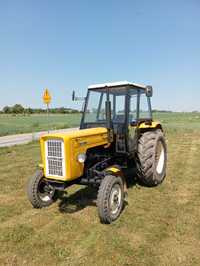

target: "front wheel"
[27,170,58,208]
[97,175,124,224]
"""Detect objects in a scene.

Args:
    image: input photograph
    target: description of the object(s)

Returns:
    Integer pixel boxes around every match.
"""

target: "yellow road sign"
[43,89,51,104]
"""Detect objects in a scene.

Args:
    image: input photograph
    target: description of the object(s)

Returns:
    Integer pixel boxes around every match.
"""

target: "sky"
[0,0,199,111]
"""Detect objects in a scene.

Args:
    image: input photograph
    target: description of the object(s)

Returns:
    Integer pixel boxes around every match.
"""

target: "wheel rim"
[38,179,55,202]
[109,184,122,215]
[155,140,165,174]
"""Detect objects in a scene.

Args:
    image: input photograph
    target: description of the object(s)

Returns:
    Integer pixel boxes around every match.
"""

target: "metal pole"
[47,103,50,133]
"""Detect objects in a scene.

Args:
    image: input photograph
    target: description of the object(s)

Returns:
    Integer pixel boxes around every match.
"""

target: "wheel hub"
[110,184,122,215]
[155,141,165,174]
[38,180,55,202]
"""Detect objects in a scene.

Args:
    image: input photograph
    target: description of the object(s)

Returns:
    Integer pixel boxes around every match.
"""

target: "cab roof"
[88,81,147,90]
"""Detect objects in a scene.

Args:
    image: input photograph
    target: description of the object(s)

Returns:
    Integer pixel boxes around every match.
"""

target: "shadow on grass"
[123,167,138,188]
[124,167,159,189]
[57,169,139,215]
[58,186,98,214]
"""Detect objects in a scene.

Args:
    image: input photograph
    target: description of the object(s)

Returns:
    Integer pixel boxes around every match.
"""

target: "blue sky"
[0,0,199,111]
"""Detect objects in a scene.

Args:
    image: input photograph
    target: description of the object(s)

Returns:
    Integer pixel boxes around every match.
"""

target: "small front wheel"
[97,175,124,224]
[27,170,58,208]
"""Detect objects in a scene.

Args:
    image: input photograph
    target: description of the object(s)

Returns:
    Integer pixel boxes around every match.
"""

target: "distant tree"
[2,105,80,114]
[71,109,79,113]
[12,104,24,114]
[3,106,12,113]
[26,107,34,114]
[34,108,45,113]
[50,108,57,113]
[192,110,199,113]
[58,107,67,114]
[152,109,172,113]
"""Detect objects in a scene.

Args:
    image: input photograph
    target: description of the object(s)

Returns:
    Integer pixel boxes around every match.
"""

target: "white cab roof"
[88,81,146,90]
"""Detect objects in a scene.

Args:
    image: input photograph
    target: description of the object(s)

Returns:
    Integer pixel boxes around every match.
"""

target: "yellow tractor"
[27,81,167,223]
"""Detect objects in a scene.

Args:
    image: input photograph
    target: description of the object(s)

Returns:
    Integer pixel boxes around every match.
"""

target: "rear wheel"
[97,175,124,224]
[136,130,167,186]
[27,170,58,208]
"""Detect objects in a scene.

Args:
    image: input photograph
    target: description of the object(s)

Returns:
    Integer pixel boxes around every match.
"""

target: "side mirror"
[72,90,85,102]
[72,91,75,101]
[146,86,153,97]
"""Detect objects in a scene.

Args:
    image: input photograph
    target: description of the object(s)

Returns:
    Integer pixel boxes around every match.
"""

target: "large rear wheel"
[136,130,167,187]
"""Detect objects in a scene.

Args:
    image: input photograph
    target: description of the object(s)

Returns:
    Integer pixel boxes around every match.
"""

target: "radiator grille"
[45,139,65,177]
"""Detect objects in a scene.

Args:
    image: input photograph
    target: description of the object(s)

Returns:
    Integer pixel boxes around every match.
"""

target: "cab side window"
[113,95,126,123]
[139,94,151,119]
[129,95,137,122]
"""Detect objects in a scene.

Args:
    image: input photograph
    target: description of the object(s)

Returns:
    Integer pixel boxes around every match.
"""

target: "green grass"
[0,113,200,136]
[1,112,200,137]
[154,112,200,132]
[0,114,81,136]
[0,115,200,265]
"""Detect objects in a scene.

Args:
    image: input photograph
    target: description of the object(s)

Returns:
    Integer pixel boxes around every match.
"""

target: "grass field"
[1,112,200,136]
[0,114,200,265]
[0,114,81,136]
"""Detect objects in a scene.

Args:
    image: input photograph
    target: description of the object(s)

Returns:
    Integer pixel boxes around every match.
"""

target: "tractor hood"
[40,127,109,182]
[40,127,108,142]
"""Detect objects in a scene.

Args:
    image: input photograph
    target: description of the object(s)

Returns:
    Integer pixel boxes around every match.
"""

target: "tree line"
[0,104,80,114]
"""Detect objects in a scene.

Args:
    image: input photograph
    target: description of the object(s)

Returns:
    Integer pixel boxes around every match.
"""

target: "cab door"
[128,90,153,154]
[112,94,127,153]
[128,93,139,154]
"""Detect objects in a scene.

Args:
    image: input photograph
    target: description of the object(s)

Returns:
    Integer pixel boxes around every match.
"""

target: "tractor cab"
[80,81,153,154]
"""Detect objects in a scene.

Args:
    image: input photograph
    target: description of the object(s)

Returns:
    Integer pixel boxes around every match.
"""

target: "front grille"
[45,139,65,177]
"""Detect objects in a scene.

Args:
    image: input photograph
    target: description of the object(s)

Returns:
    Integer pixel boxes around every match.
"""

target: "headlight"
[77,153,86,163]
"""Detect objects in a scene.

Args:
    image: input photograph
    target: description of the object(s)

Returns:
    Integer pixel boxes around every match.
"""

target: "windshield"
[84,91,108,123]
[82,88,149,126]
[83,90,129,124]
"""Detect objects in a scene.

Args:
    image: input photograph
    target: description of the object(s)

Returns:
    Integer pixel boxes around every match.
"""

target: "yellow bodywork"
[105,166,123,176]
[138,121,162,130]
[40,127,109,182]
[40,121,161,182]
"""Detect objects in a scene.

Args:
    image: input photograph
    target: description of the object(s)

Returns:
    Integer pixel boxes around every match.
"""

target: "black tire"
[27,170,58,208]
[97,175,124,224]
[136,130,167,187]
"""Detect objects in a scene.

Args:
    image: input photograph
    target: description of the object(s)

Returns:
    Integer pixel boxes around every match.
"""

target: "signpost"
[43,89,51,133]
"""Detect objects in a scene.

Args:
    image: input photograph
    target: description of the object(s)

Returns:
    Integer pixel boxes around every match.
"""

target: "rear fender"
[138,121,163,131]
